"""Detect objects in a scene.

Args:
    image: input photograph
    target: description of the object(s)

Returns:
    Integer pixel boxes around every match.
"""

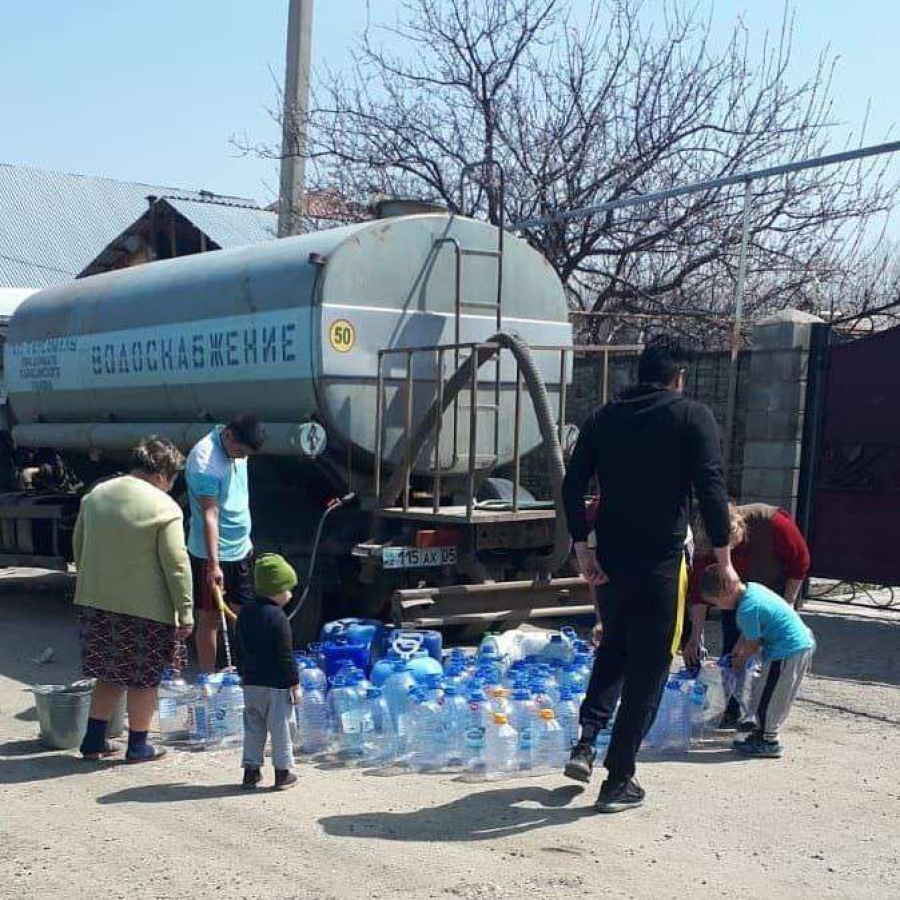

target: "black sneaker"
[737,720,757,733]
[718,708,741,730]
[273,769,299,791]
[564,741,596,784]
[733,734,782,758]
[242,767,262,790]
[595,777,645,814]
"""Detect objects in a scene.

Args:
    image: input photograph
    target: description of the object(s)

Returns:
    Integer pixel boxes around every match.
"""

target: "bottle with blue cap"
[439,683,468,768]
[463,686,490,772]
[213,672,244,746]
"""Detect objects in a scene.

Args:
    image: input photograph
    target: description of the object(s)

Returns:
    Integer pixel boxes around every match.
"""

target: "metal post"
[602,347,610,404]
[432,348,445,514]
[403,353,414,511]
[466,348,479,519]
[512,365,522,514]
[723,179,753,471]
[374,353,385,504]
[278,0,314,238]
[557,349,568,445]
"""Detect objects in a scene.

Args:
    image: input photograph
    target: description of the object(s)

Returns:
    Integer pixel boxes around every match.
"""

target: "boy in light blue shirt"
[701,568,814,758]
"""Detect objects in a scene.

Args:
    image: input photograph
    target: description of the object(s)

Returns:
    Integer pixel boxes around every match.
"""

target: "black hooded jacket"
[563,384,731,572]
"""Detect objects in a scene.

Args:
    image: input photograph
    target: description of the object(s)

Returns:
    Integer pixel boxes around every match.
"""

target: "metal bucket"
[32,680,127,749]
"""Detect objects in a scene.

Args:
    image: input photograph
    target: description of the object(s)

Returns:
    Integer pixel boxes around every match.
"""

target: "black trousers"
[579,550,687,781]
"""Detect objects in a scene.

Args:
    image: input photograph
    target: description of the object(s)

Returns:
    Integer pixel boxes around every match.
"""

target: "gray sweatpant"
[242,685,295,771]
[746,647,814,741]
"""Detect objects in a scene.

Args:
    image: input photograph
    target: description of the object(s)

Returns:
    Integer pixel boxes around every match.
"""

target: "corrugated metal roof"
[0,163,264,289]
[165,197,277,248]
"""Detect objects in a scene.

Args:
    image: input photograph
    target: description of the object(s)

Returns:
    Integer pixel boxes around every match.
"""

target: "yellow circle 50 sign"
[328,319,356,353]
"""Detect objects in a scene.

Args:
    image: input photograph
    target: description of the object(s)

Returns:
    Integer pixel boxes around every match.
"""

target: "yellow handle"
[212,584,238,622]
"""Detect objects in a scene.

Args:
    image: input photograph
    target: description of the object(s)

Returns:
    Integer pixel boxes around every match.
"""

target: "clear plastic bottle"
[299,658,328,694]
[463,687,490,774]
[422,673,444,703]
[484,712,518,779]
[187,674,217,748]
[383,660,417,731]
[406,687,444,771]
[509,686,536,772]
[555,688,580,751]
[328,673,366,760]
[360,686,396,765]
[213,672,244,747]
[295,686,329,755]
[533,708,567,772]
[488,686,512,718]
[157,668,191,744]
[439,683,468,769]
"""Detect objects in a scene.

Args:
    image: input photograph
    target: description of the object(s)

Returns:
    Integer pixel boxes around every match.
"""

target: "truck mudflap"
[391,577,592,629]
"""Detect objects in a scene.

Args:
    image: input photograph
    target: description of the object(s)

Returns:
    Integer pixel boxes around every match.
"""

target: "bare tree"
[238,0,898,345]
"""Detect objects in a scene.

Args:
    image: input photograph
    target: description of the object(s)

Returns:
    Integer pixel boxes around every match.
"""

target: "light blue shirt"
[736,582,814,661]
[186,427,252,562]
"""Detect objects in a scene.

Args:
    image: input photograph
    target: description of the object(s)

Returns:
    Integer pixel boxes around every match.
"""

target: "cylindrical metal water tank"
[6,214,570,473]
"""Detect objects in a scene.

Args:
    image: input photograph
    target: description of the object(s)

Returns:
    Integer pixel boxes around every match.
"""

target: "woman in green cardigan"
[74,437,193,762]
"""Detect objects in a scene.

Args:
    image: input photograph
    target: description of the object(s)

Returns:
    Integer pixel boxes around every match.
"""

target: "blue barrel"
[320,636,370,680]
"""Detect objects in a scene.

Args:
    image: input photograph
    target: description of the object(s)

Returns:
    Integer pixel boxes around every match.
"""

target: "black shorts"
[190,553,255,613]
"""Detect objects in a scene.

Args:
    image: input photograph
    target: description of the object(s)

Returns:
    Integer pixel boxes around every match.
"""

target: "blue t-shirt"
[186,427,252,562]
[735,582,814,661]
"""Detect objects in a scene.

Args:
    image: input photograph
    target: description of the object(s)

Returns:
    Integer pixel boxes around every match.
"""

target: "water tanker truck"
[0,212,593,642]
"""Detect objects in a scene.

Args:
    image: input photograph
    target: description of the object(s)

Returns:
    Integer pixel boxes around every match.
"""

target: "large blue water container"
[319,618,386,657]
[320,636,370,681]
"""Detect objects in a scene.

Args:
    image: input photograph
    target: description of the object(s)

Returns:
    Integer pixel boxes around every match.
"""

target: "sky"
[0,1,897,205]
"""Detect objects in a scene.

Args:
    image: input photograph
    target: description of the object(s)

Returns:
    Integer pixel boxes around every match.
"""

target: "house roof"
[0,163,267,289]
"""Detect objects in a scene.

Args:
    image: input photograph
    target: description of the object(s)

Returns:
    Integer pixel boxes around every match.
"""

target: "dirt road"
[1,573,898,900]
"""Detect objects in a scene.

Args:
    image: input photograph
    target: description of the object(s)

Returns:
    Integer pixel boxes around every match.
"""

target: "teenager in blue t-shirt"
[701,567,815,758]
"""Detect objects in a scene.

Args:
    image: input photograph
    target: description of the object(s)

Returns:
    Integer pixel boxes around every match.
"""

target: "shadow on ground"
[319,784,591,842]
[97,782,245,804]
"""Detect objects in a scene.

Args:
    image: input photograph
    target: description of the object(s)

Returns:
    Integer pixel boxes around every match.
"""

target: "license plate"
[382,546,457,569]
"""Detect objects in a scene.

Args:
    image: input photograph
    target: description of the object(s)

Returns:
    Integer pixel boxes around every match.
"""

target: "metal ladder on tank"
[438,160,506,473]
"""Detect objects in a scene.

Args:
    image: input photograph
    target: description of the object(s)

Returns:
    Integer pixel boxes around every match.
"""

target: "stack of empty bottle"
[156,619,745,774]
[157,668,245,749]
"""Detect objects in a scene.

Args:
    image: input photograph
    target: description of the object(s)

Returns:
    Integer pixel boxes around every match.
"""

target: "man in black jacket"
[562,334,737,813]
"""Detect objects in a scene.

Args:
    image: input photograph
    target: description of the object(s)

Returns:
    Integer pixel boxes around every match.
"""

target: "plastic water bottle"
[484,712,518,778]
[213,673,244,746]
[383,660,417,731]
[360,686,396,765]
[439,683,468,768]
[299,658,328,693]
[463,687,490,773]
[294,687,329,755]
[187,674,217,748]
[697,660,727,724]
[157,669,192,744]
[555,688,580,750]
[509,686,536,772]
[406,687,444,771]
[533,708,567,771]
[422,673,444,703]
[539,633,574,664]
[328,673,366,759]
[689,680,709,740]
[488,686,512,717]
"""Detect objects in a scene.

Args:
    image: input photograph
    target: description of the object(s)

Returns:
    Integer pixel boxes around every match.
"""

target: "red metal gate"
[802,324,900,585]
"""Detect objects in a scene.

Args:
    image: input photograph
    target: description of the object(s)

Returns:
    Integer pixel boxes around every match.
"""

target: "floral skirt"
[77,606,186,688]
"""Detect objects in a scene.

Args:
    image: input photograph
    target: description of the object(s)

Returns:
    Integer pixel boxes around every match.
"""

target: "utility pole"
[278,0,314,238]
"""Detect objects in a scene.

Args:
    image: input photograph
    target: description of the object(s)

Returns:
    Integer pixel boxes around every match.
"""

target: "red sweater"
[689,507,810,604]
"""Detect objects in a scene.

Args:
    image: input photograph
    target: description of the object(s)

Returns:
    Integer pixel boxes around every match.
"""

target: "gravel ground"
[1,572,898,900]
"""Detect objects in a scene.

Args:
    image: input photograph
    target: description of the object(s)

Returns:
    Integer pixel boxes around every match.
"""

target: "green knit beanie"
[254,553,298,597]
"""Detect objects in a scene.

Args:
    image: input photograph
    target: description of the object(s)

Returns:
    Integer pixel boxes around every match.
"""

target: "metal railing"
[373,341,643,518]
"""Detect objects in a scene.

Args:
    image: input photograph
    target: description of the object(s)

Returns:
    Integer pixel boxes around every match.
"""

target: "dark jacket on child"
[234,597,299,689]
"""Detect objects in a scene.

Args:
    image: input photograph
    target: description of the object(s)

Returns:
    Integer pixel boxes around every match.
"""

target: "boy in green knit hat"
[234,553,300,790]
